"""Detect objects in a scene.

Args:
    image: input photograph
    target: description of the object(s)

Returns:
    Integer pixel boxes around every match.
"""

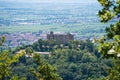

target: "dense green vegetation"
[0,35,114,80]
[0,36,62,80]
[97,0,120,79]
[48,49,109,80]
[31,54,62,80]
[10,39,112,80]
[0,36,25,80]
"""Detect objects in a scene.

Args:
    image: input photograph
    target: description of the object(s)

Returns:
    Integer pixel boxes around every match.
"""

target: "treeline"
[15,39,99,56]
[9,39,112,80]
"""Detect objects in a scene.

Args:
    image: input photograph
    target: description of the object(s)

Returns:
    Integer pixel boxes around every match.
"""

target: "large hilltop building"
[47,31,74,44]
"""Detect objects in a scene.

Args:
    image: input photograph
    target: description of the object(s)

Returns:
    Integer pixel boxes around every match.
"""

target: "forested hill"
[11,39,111,80]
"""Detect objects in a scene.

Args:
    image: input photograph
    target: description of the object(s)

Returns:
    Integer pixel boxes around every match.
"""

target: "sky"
[1,0,98,3]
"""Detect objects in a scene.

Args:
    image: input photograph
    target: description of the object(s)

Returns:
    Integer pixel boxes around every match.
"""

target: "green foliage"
[97,0,120,79]
[98,0,120,23]
[102,58,120,80]
[0,50,25,80]
[0,36,25,80]
[31,54,62,80]
[30,39,96,54]
[97,0,120,58]
[10,39,112,80]
[25,47,33,55]
[48,49,109,80]
[0,35,5,46]
[11,56,37,80]
[10,76,26,80]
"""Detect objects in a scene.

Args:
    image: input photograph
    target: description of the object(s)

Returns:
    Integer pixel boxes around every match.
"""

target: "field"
[0,1,112,38]
[0,23,107,32]
[0,23,109,38]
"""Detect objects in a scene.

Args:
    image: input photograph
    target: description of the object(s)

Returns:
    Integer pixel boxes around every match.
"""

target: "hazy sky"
[2,0,97,3]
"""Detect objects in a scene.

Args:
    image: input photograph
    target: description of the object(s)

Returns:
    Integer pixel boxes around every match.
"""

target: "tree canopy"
[97,0,120,58]
[0,36,25,80]
[31,54,62,80]
[97,0,120,79]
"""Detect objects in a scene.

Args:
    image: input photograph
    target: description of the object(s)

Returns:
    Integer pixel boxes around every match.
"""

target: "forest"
[0,38,113,80]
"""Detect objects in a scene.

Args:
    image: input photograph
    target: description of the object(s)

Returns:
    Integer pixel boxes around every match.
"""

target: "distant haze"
[1,0,98,3]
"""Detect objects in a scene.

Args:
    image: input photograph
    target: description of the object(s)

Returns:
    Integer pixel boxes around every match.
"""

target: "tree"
[25,47,33,55]
[97,0,120,57]
[0,36,25,80]
[97,0,120,79]
[0,36,5,46]
[30,54,62,80]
